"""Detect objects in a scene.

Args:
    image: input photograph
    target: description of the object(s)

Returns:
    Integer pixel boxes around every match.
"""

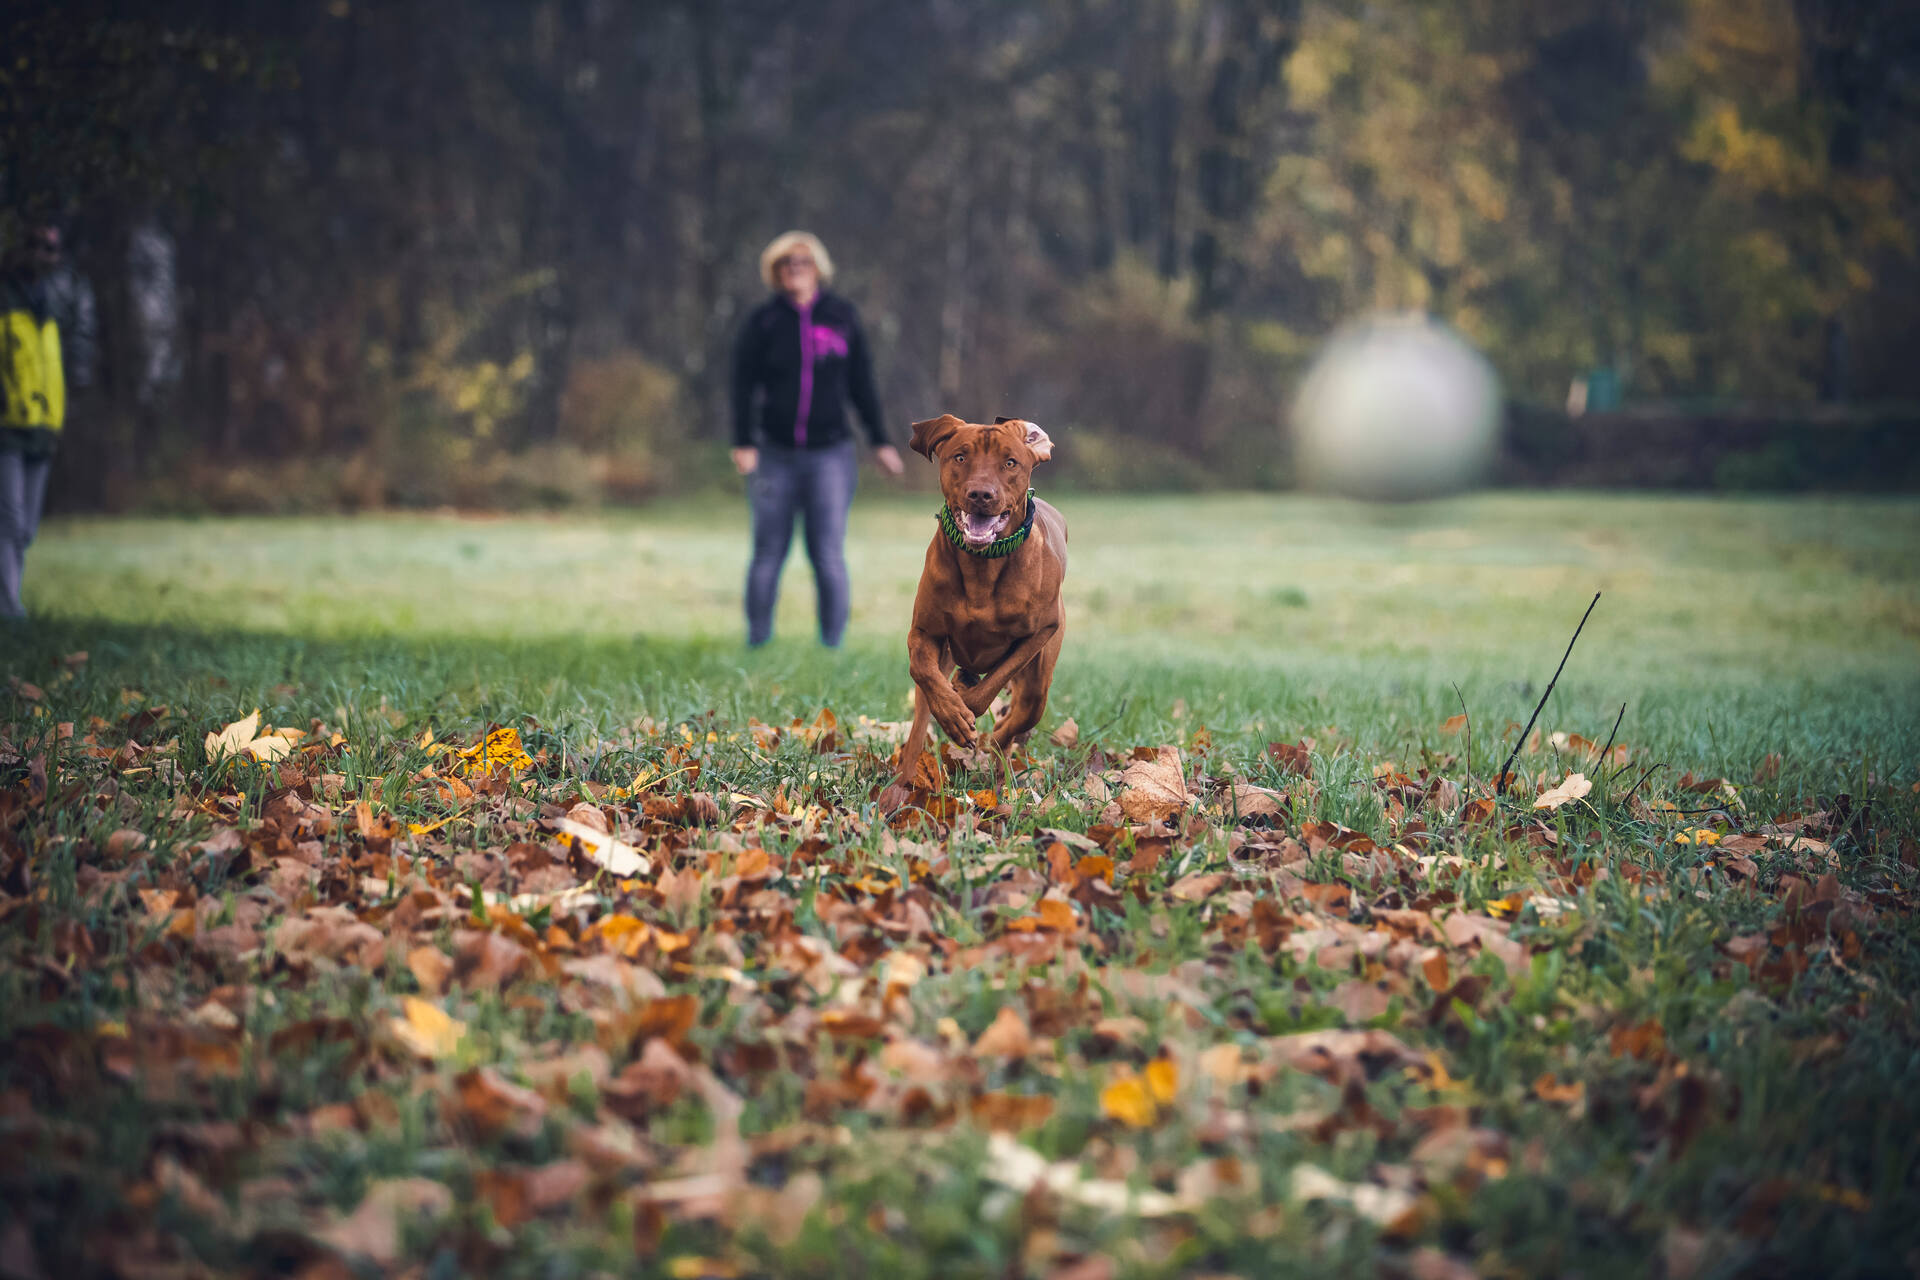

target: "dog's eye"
[1004,457,1016,469]
[952,451,966,463]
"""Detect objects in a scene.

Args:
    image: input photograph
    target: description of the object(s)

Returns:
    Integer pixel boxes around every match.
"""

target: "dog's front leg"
[908,627,978,748]
[957,623,1060,718]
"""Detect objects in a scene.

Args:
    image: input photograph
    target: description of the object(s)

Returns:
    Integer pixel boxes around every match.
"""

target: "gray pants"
[0,450,52,619]
[745,440,858,646]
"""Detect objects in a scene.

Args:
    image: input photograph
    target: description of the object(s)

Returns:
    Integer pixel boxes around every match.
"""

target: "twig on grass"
[1497,592,1601,795]
[1620,762,1666,807]
[1597,701,1627,767]
[1451,681,1474,780]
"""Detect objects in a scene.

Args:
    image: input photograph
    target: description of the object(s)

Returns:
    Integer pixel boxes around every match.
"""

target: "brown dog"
[884,414,1066,806]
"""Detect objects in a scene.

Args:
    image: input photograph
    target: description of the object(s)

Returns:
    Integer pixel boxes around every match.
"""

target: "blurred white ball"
[1291,314,1503,501]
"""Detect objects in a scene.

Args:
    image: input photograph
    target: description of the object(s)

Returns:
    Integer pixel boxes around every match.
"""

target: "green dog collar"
[938,488,1036,558]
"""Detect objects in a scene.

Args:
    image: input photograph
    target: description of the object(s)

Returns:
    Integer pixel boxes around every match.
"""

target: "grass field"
[3,492,1918,1277]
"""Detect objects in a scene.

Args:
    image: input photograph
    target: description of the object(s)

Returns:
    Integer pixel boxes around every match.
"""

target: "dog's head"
[909,414,1054,548]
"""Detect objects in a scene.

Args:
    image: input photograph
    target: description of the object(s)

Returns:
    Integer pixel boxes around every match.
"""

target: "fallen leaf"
[1100,1074,1158,1128]
[457,725,535,775]
[556,816,650,876]
[321,1177,454,1265]
[407,945,453,996]
[203,710,298,762]
[389,996,466,1060]
[1533,1072,1585,1104]
[1167,872,1228,902]
[983,1133,1186,1216]
[1289,1164,1424,1235]
[973,1006,1033,1059]
[1144,1058,1179,1104]
[1534,772,1593,810]
[1118,746,1189,823]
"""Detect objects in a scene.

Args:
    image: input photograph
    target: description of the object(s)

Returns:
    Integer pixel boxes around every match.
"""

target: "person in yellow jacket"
[2,223,95,620]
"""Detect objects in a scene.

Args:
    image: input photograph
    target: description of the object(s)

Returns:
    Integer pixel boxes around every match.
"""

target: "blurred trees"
[3,0,1915,507]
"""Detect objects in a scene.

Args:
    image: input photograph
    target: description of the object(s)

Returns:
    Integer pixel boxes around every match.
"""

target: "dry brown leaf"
[454,1066,549,1138]
[1167,872,1228,902]
[1118,746,1189,823]
[972,1005,1033,1059]
[320,1177,454,1265]
[1329,979,1393,1024]
[1223,783,1286,821]
[407,946,453,997]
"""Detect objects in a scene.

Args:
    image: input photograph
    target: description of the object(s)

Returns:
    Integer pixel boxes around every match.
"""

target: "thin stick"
[1620,762,1666,807]
[1596,701,1627,766]
[1451,682,1473,780]
[1497,592,1601,794]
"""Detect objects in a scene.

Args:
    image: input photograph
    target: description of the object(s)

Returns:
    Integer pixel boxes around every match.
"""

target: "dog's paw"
[932,702,977,746]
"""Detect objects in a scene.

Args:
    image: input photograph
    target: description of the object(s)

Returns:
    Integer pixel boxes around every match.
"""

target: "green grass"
[2,491,1918,1277]
[24,492,1920,787]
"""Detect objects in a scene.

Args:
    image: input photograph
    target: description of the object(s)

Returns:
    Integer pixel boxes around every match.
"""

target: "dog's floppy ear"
[909,413,967,460]
[1019,420,1054,463]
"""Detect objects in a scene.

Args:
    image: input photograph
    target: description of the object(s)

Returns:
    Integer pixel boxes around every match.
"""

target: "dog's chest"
[947,589,1052,670]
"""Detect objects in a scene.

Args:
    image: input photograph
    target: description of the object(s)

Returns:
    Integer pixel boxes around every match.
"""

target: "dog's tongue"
[962,510,1004,543]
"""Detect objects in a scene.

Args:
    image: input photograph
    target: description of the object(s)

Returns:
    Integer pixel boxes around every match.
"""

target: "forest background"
[6,0,1917,512]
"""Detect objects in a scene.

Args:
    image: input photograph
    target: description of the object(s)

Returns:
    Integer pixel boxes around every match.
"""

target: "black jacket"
[730,291,890,449]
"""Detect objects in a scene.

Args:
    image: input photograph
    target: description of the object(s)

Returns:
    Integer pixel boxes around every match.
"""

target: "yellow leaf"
[1675,827,1722,846]
[205,710,299,762]
[1100,1075,1158,1128]
[456,726,534,775]
[1533,772,1593,810]
[246,732,297,762]
[1145,1058,1179,1105]
[205,710,263,759]
[390,997,465,1059]
[594,914,652,957]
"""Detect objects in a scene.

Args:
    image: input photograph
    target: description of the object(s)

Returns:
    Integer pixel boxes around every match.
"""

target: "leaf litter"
[0,675,1915,1277]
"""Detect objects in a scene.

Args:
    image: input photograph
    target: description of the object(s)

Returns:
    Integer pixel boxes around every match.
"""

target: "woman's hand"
[731,447,759,476]
[873,445,904,477]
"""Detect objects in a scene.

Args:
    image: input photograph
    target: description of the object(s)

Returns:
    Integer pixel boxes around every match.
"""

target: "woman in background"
[730,230,902,647]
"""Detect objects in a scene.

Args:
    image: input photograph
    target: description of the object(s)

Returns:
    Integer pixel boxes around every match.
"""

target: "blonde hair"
[759,230,835,289]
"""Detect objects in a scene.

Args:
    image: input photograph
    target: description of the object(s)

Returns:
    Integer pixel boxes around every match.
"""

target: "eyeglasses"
[776,255,816,271]
[30,238,59,257]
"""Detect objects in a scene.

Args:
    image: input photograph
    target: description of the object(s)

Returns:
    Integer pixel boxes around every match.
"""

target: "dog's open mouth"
[957,508,1011,545]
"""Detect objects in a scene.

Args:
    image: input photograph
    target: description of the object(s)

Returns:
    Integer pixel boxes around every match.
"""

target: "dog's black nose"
[967,487,996,507]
